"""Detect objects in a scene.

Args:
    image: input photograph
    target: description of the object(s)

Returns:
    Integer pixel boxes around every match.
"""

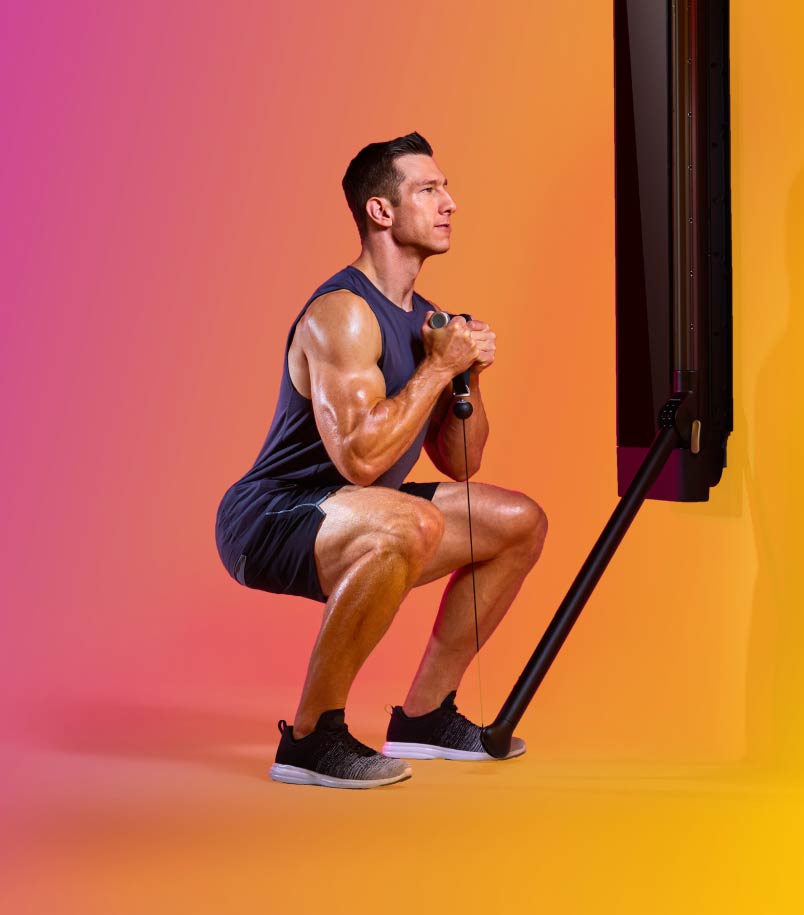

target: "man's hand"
[422,313,496,376]
[466,318,496,374]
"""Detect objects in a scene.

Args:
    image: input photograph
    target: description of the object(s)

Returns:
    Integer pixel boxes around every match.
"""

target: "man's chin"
[424,240,451,256]
[407,239,451,260]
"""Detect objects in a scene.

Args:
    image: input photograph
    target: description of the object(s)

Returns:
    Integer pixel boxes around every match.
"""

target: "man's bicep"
[301,292,385,452]
[309,358,386,442]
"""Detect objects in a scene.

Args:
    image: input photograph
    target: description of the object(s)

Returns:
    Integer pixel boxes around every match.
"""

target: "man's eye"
[423,187,434,193]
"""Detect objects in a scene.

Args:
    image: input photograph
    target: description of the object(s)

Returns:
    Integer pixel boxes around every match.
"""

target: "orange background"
[2,1,803,912]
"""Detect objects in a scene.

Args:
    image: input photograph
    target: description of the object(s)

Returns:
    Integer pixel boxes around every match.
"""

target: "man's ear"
[365,196,394,231]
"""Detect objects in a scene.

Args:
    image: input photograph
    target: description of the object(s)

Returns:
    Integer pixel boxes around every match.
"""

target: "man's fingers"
[471,330,493,345]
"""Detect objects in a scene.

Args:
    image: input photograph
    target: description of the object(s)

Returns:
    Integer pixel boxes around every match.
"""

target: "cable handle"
[427,311,473,418]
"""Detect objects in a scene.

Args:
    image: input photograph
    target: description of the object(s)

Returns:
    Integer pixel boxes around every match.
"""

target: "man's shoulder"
[298,288,381,360]
[304,287,375,326]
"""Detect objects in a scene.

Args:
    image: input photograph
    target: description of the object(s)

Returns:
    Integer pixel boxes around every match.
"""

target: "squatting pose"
[215,132,548,789]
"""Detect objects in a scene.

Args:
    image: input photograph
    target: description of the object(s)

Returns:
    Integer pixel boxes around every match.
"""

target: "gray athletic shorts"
[215,480,440,603]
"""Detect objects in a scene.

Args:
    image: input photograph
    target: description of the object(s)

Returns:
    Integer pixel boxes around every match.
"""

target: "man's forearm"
[430,373,490,480]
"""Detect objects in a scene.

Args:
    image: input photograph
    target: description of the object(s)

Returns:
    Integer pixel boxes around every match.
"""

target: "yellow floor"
[3,705,803,915]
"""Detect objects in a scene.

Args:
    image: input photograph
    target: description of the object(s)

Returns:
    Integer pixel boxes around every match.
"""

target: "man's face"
[387,154,457,256]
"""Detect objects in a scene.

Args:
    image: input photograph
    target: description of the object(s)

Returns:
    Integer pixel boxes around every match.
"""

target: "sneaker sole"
[381,740,526,761]
[269,763,412,789]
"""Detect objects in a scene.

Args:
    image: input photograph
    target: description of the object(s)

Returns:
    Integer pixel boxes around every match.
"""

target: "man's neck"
[350,246,425,312]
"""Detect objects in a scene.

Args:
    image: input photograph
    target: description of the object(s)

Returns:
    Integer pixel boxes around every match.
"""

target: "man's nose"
[441,191,457,215]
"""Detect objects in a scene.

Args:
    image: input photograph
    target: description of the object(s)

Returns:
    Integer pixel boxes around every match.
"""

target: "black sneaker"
[382,691,526,761]
[269,709,412,789]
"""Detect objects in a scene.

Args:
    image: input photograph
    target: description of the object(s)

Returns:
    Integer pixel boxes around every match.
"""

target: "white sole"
[382,740,526,761]
[269,763,412,789]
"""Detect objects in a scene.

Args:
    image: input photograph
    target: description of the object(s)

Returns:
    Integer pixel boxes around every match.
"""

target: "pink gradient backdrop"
[1,0,801,771]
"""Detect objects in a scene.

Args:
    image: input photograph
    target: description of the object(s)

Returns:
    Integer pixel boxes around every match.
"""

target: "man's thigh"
[314,485,442,598]
[415,482,547,586]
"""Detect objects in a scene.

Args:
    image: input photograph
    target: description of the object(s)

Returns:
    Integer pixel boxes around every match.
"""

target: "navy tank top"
[226,265,436,500]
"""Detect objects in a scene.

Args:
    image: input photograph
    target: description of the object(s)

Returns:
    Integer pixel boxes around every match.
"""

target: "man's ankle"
[291,721,315,739]
[401,700,438,718]
[291,705,345,739]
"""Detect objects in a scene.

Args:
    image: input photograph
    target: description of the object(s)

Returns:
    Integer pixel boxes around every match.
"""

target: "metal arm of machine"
[480,394,693,759]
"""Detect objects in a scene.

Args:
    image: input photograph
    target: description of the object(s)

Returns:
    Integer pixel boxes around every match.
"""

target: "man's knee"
[382,498,444,566]
[498,491,548,563]
[316,492,445,597]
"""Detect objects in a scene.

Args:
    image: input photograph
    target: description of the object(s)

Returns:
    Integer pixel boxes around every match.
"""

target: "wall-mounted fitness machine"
[481,0,733,757]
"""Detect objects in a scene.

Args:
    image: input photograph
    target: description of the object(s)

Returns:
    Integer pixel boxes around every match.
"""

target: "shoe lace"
[450,705,473,726]
[322,720,376,757]
[442,696,480,734]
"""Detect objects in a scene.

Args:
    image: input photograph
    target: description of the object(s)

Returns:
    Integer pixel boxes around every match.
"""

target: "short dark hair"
[342,132,433,240]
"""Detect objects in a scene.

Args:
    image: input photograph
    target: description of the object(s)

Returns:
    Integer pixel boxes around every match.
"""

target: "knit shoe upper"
[382,691,526,761]
[270,709,412,789]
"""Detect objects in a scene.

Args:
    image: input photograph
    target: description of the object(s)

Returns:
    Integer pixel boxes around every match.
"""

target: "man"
[215,132,547,789]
